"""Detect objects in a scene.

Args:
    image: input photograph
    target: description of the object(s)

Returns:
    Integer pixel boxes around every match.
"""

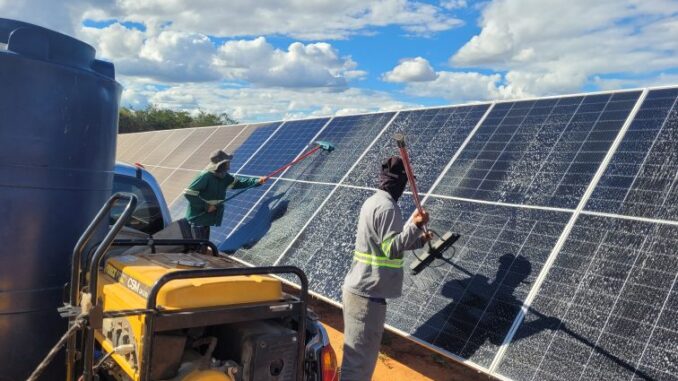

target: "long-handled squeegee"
[394,134,461,275]
[218,140,335,203]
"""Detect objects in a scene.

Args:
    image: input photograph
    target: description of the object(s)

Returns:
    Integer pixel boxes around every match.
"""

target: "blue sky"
[3,0,677,122]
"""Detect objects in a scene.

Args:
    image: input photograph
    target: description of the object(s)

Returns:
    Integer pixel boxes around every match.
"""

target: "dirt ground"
[306,294,500,381]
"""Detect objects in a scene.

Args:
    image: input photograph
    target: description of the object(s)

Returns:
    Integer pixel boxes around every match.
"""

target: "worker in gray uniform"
[340,156,431,381]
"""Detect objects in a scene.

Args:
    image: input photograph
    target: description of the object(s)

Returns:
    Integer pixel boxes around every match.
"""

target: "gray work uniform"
[341,190,424,381]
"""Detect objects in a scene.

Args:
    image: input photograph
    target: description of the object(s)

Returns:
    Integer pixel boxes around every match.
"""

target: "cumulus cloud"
[440,0,468,10]
[383,57,438,82]
[398,71,523,102]
[81,24,221,82]
[215,37,365,88]
[80,25,364,87]
[103,0,463,39]
[451,0,678,96]
[122,82,413,121]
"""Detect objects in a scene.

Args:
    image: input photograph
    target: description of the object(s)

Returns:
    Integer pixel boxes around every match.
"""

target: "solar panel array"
[116,86,678,381]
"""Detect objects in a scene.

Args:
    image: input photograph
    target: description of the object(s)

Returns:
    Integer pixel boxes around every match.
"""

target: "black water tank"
[0,19,121,380]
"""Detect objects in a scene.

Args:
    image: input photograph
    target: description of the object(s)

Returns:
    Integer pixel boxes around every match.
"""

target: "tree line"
[119,105,238,133]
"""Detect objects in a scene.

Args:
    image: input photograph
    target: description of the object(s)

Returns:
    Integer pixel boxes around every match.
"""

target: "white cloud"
[398,71,523,102]
[383,57,438,82]
[451,0,678,96]
[102,0,463,39]
[0,0,114,35]
[441,0,468,10]
[80,25,364,87]
[121,81,412,121]
[216,38,365,88]
[81,24,221,82]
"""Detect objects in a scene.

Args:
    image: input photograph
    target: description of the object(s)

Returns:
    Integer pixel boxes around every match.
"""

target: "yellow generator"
[57,194,337,381]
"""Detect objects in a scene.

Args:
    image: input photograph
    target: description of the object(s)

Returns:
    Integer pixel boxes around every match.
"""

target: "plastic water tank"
[0,19,121,380]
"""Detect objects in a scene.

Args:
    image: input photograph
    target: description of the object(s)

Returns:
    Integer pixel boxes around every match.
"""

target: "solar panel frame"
[432,91,643,209]
[488,89,649,372]
[344,105,490,193]
[238,117,330,177]
[222,118,333,242]
[586,88,678,221]
[282,112,397,184]
[114,85,678,381]
[496,214,678,381]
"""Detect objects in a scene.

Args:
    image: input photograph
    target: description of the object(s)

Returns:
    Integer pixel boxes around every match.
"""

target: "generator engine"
[91,251,305,381]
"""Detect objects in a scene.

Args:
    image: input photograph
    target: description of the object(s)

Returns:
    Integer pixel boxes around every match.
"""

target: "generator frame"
[64,193,308,381]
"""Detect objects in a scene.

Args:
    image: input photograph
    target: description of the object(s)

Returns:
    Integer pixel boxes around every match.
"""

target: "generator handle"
[69,192,137,306]
[143,266,308,381]
[110,238,219,256]
[68,192,137,381]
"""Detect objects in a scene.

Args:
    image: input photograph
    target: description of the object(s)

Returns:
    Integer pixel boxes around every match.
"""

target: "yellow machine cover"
[102,252,283,310]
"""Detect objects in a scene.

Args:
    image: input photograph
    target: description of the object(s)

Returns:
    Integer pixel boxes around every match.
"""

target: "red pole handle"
[265,145,321,179]
[395,134,424,214]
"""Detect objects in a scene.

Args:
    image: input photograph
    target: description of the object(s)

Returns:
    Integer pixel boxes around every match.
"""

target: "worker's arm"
[230,175,263,189]
[183,173,210,212]
[377,208,427,260]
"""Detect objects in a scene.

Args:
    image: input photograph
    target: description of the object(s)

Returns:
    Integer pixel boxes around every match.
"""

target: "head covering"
[379,156,408,201]
[206,150,233,173]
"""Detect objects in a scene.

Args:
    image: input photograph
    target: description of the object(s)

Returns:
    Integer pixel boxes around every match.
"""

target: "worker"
[340,156,431,381]
[183,150,266,240]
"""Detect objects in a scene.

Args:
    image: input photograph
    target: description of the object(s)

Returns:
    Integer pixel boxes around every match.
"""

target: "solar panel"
[123,130,174,164]
[238,118,329,176]
[141,129,194,166]
[497,215,678,381]
[116,133,133,160]
[222,179,334,265]
[159,127,217,169]
[276,187,413,299]
[433,92,641,208]
[118,131,155,163]
[161,169,202,207]
[114,86,678,381]
[143,165,174,186]
[586,88,678,220]
[223,113,398,262]
[283,113,396,183]
[229,122,281,173]
[345,105,489,192]
[181,124,249,170]
[210,183,271,245]
[388,198,571,367]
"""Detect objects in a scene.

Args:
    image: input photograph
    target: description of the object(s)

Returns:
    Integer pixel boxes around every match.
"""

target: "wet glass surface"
[434,92,641,208]
[229,122,281,173]
[223,179,334,265]
[239,118,329,176]
[344,105,489,192]
[284,112,397,183]
[498,214,678,381]
[587,88,678,221]
[277,187,417,300]
[391,197,570,367]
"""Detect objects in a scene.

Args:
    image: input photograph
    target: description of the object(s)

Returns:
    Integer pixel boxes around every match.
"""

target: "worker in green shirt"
[183,150,266,240]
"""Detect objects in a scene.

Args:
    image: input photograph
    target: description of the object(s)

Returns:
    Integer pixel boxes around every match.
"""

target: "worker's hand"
[258,176,268,185]
[412,209,429,228]
[421,231,433,242]
[207,204,217,213]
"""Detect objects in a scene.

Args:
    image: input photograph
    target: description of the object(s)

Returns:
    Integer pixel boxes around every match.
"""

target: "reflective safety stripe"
[353,251,403,269]
[380,235,396,258]
[183,188,200,196]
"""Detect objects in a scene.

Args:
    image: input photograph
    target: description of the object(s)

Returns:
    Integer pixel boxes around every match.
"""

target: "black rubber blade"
[410,231,461,275]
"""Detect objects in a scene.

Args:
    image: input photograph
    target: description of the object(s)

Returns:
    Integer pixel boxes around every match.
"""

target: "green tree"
[119,105,238,133]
